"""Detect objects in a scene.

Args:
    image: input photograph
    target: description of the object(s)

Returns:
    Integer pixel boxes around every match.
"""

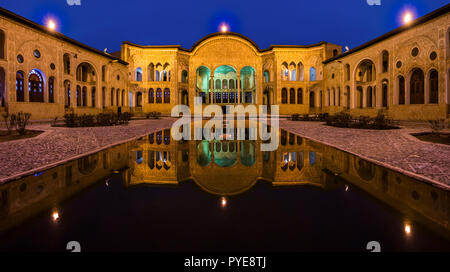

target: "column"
[210,75,214,104]
[237,72,241,104]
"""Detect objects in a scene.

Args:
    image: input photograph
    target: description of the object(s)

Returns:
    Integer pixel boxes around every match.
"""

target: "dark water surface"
[0,127,449,252]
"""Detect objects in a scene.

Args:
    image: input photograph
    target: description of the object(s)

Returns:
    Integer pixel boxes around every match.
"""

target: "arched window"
[281,88,288,104]
[136,92,142,107]
[110,88,114,106]
[310,67,316,81]
[156,88,162,103]
[116,88,120,105]
[163,70,168,81]
[148,63,155,81]
[135,67,143,81]
[102,65,106,82]
[82,86,87,106]
[91,87,96,107]
[215,79,221,89]
[429,70,438,104]
[289,88,295,104]
[345,64,350,81]
[28,69,44,102]
[63,54,71,74]
[356,86,363,108]
[77,86,82,106]
[164,88,170,103]
[102,87,106,108]
[289,62,297,81]
[16,71,24,102]
[398,76,405,104]
[148,88,154,103]
[181,70,188,83]
[297,62,304,81]
[333,49,338,57]
[410,68,424,104]
[382,81,388,107]
[64,81,71,108]
[222,79,228,89]
[382,51,389,73]
[367,86,373,107]
[48,77,55,103]
[122,90,125,106]
[0,29,5,59]
[345,86,350,109]
[309,92,315,107]
[229,79,235,89]
[297,88,303,104]
[263,70,270,83]
[155,70,160,82]
[281,62,289,81]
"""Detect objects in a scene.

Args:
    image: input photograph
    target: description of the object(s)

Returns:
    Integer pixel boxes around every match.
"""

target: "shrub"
[326,111,398,130]
[62,112,132,127]
[2,113,17,134]
[429,119,448,133]
[16,112,31,135]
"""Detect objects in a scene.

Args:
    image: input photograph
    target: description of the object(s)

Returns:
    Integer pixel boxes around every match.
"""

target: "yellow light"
[220,23,229,33]
[52,211,60,222]
[403,12,413,24]
[47,19,56,31]
[221,197,227,208]
[404,224,412,235]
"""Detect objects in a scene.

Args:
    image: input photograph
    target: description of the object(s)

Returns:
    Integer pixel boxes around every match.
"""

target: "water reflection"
[0,126,449,244]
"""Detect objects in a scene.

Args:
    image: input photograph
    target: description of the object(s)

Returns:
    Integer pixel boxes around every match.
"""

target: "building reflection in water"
[0,125,448,240]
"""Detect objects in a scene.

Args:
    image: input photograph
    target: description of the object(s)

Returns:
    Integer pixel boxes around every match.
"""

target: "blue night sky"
[0,0,448,53]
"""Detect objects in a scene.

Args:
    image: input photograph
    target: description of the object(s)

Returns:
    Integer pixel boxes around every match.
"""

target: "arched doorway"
[309,91,315,108]
[29,69,45,103]
[136,92,143,107]
[181,90,189,106]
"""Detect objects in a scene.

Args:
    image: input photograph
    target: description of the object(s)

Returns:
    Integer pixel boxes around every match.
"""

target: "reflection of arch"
[197,141,211,167]
[354,158,375,181]
[78,154,98,175]
[240,142,255,167]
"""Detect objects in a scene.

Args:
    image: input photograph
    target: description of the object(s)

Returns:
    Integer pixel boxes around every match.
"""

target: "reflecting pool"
[0,126,449,251]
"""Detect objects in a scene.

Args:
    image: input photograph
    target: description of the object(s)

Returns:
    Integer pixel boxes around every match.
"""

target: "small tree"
[2,113,17,134]
[16,112,31,135]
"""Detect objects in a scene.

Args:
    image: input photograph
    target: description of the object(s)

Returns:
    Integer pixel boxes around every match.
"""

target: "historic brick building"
[0,4,449,120]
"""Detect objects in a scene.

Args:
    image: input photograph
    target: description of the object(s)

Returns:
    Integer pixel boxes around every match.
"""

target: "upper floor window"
[0,30,5,59]
[310,67,316,81]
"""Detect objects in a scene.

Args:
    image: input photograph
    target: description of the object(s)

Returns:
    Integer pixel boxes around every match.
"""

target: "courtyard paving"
[0,118,175,184]
[280,120,450,189]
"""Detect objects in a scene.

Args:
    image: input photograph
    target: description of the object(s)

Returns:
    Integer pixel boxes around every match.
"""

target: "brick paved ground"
[280,120,450,189]
[0,118,175,183]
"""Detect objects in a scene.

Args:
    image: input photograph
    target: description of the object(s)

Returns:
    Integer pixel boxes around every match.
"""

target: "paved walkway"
[0,118,174,183]
[280,120,450,189]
